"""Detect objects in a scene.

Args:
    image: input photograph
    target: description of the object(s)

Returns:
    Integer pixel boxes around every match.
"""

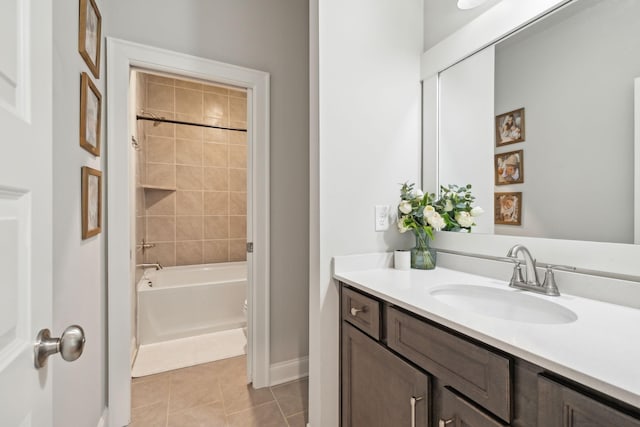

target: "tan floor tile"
[167,401,227,427]
[221,382,274,415]
[271,378,308,417]
[169,364,223,413]
[226,401,287,427]
[129,401,168,427]
[131,375,170,409]
[210,356,248,387]
[285,412,307,427]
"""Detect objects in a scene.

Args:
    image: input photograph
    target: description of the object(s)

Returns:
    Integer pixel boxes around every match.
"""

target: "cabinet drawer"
[341,286,381,340]
[538,376,640,427]
[441,387,509,427]
[386,306,511,422]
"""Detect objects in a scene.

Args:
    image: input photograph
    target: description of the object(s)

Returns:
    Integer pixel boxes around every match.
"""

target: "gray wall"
[106,0,310,364]
[495,0,640,243]
[52,1,107,426]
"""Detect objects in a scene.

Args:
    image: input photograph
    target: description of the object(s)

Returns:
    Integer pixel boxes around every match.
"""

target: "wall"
[52,0,107,426]
[494,0,640,243]
[106,0,309,365]
[140,73,248,266]
[310,1,423,425]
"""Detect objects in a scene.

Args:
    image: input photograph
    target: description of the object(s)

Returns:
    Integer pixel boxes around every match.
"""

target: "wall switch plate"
[375,205,390,231]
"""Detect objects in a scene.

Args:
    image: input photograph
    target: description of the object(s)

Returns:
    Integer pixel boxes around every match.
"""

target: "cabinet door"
[538,376,640,427]
[342,322,429,427]
[441,387,509,427]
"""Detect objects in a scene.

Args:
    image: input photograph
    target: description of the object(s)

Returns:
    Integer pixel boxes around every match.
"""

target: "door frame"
[106,38,271,427]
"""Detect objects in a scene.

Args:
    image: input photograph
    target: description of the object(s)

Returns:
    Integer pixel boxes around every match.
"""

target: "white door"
[0,1,54,426]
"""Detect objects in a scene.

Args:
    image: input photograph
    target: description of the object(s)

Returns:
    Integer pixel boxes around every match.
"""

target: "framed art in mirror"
[495,108,525,146]
[79,0,102,79]
[82,166,102,239]
[80,72,102,156]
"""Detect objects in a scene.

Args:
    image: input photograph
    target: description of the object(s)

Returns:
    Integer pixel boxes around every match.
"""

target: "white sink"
[429,284,577,324]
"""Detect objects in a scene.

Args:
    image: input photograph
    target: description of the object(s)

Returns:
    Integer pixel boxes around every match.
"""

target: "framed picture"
[79,0,102,78]
[495,192,522,225]
[80,72,102,156]
[495,108,525,146]
[82,166,102,239]
[495,149,524,185]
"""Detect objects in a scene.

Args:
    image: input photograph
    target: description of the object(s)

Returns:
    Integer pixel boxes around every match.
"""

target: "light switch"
[375,205,390,231]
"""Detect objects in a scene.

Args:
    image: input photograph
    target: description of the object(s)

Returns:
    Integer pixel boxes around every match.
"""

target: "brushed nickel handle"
[34,325,86,369]
[439,418,454,427]
[350,305,368,317]
[410,396,424,427]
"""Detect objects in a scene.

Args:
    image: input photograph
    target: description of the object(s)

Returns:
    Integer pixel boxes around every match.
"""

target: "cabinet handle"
[350,306,366,317]
[438,418,454,427]
[410,396,424,427]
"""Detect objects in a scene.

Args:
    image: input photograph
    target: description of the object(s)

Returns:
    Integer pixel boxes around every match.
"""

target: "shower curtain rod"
[136,115,247,133]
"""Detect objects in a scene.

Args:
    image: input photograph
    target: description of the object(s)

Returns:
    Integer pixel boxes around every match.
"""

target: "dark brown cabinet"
[342,322,429,427]
[339,283,640,427]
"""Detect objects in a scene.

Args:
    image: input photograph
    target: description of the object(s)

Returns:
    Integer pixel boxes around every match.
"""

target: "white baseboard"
[269,356,309,386]
[96,407,108,427]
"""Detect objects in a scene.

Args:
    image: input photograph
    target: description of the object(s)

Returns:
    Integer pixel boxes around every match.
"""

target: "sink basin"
[429,284,577,324]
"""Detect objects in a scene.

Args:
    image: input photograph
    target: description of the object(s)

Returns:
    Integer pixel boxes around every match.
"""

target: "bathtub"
[137,262,247,345]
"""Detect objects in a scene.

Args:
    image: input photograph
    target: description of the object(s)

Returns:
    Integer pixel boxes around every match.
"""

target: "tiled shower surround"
[140,73,248,266]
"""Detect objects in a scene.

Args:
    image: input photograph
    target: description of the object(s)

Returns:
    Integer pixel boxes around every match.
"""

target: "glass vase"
[411,228,437,270]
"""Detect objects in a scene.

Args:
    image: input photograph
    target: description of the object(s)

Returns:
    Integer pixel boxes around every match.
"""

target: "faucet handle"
[544,263,576,272]
[510,261,524,285]
[541,265,564,296]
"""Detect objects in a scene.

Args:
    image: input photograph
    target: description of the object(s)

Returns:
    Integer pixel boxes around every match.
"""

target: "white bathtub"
[137,262,247,345]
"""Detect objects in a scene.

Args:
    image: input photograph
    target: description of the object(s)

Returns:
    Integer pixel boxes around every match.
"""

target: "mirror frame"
[421,0,640,280]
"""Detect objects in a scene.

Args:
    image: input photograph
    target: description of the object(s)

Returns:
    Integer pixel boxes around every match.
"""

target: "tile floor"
[130,355,308,427]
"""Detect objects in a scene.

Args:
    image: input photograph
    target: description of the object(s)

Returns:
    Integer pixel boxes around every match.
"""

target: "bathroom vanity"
[335,260,640,427]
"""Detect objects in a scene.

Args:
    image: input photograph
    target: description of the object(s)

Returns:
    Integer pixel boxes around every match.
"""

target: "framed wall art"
[495,149,524,185]
[82,166,102,238]
[79,0,102,78]
[495,108,525,146]
[80,72,102,156]
[495,192,522,225]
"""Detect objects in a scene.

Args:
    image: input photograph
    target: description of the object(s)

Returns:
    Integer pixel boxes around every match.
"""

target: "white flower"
[397,217,409,233]
[423,205,436,217]
[470,206,484,217]
[444,200,454,212]
[455,211,474,228]
[398,200,412,214]
[410,188,424,200]
[426,212,446,231]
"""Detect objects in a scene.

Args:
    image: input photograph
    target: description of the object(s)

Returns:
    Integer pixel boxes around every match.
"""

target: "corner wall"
[310,0,424,425]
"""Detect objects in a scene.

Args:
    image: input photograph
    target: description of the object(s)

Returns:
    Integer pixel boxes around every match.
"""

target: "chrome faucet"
[505,244,574,296]
[136,263,163,270]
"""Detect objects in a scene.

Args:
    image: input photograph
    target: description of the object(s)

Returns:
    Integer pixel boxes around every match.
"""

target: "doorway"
[106,38,271,427]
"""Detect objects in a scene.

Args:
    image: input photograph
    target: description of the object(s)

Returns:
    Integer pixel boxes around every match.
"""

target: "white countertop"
[334,255,640,408]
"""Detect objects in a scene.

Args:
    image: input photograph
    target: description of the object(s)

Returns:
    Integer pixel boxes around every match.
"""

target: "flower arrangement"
[397,182,483,239]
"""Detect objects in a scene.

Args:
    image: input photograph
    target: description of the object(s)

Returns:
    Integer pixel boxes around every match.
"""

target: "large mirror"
[435,0,640,244]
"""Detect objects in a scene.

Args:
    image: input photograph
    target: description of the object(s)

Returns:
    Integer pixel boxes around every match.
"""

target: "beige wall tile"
[229,168,247,191]
[147,163,176,188]
[204,93,229,121]
[176,113,205,126]
[147,136,175,164]
[229,239,247,262]
[204,191,228,215]
[144,242,176,267]
[146,74,175,86]
[204,216,229,239]
[229,130,247,145]
[176,241,203,266]
[175,88,203,117]
[147,83,174,112]
[176,165,203,190]
[229,97,247,123]
[204,128,229,143]
[176,124,203,141]
[176,139,203,166]
[176,216,203,241]
[229,216,246,239]
[174,79,203,91]
[204,240,229,264]
[136,216,145,244]
[229,145,247,168]
[203,84,229,95]
[230,121,247,130]
[146,190,176,215]
[147,216,176,242]
[176,191,203,215]
[203,143,228,167]
[229,192,247,215]
[204,167,229,191]
[145,120,175,138]
[228,89,247,99]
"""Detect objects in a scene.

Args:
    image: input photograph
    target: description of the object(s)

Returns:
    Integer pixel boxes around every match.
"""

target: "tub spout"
[136,263,163,270]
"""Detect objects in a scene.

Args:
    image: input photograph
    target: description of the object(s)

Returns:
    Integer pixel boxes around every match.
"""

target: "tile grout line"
[270,388,292,427]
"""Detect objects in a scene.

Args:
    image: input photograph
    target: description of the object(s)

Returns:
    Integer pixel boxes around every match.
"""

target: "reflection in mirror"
[437,0,640,244]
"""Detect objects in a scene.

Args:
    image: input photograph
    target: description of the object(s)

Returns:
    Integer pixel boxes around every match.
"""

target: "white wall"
[310,0,423,425]
[105,0,310,366]
[52,1,107,426]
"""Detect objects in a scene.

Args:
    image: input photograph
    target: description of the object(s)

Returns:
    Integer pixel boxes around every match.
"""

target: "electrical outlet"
[375,205,390,231]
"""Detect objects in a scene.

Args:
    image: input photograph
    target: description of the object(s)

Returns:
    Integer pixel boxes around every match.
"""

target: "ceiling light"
[457,0,489,10]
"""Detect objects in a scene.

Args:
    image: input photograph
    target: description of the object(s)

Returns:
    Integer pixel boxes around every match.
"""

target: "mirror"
[436,0,640,244]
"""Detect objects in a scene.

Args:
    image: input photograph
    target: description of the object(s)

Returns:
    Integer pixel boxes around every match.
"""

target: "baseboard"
[96,407,108,427]
[269,356,309,386]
